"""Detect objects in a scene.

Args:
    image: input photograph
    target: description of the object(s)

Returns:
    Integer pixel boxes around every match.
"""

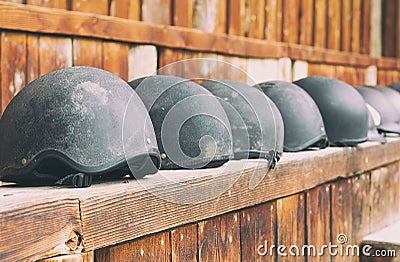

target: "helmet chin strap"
[55,173,92,188]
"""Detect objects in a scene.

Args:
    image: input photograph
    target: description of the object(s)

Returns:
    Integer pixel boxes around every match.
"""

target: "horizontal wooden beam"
[0,2,399,69]
[1,138,400,260]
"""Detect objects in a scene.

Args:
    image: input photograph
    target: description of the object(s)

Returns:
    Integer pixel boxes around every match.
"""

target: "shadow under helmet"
[355,86,400,135]
[0,66,160,187]
[294,76,368,146]
[201,80,284,169]
[257,80,328,152]
[129,75,233,170]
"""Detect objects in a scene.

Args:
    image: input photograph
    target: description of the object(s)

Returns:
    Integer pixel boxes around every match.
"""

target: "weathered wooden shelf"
[1,137,400,261]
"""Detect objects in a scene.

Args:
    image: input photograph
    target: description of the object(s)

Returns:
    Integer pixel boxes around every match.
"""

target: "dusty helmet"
[0,66,160,187]
[129,75,234,170]
[294,76,368,146]
[201,80,283,168]
[355,86,400,134]
[257,81,328,152]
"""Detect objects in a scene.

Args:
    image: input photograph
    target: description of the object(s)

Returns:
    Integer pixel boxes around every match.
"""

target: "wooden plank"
[198,212,241,261]
[265,0,282,41]
[351,0,361,53]
[173,0,192,27]
[331,178,353,262]
[278,57,292,81]
[142,0,171,25]
[171,224,197,262]
[40,252,94,262]
[241,201,276,261]
[228,0,245,36]
[360,0,371,54]
[385,162,400,224]
[365,65,377,86]
[127,0,141,20]
[246,0,265,39]
[0,193,82,262]
[306,184,331,261]
[102,41,129,81]
[96,232,171,261]
[352,174,371,245]
[128,45,157,81]
[282,0,299,44]
[109,0,130,19]
[1,32,26,113]
[292,60,308,81]
[327,0,340,50]
[26,0,68,9]
[382,0,397,57]
[26,34,39,84]
[276,194,305,261]
[38,36,72,76]
[72,38,103,68]
[340,0,352,52]
[370,0,382,58]
[192,0,227,33]
[299,0,313,46]
[71,0,108,15]
[313,0,327,48]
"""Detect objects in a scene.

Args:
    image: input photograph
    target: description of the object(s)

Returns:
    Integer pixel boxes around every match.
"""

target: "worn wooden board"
[227,0,245,36]
[276,194,305,261]
[282,0,299,44]
[38,36,72,76]
[142,0,171,25]
[26,0,67,9]
[173,0,192,27]
[171,224,197,262]
[0,32,26,114]
[192,0,227,33]
[26,34,39,84]
[370,0,382,58]
[265,0,281,41]
[351,0,361,53]
[381,0,397,57]
[299,0,313,46]
[246,0,265,39]
[198,212,241,261]
[340,0,352,52]
[40,252,94,262]
[351,174,371,245]
[241,201,277,261]
[306,184,331,261]
[292,60,308,81]
[71,0,108,15]
[327,0,340,50]
[102,41,129,81]
[331,178,353,262]
[360,0,371,55]
[72,38,103,68]
[313,0,327,48]
[128,45,157,81]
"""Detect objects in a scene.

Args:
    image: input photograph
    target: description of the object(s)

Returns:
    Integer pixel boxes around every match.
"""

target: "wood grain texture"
[26,0,68,9]
[306,184,331,262]
[352,174,371,245]
[38,36,72,76]
[102,41,129,81]
[327,0,340,50]
[228,0,245,36]
[382,0,397,57]
[173,0,192,27]
[246,0,265,39]
[109,0,130,19]
[192,0,227,33]
[71,0,108,15]
[265,0,280,41]
[198,212,240,261]
[331,178,353,262]
[276,194,305,261]
[313,0,327,48]
[73,38,103,68]
[39,252,94,262]
[171,224,197,262]
[0,32,26,113]
[351,0,361,53]
[360,0,371,55]
[340,0,351,52]
[26,34,39,84]
[142,0,172,25]
[282,0,299,44]
[241,202,276,261]
[299,0,313,46]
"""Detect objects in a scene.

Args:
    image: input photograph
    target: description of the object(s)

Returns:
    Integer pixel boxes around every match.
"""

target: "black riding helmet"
[0,66,161,187]
[201,80,284,168]
[294,76,368,146]
[257,80,328,152]
[355,86,400,135]
[129,75,234,170]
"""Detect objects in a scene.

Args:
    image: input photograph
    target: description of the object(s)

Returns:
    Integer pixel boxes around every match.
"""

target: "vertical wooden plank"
[1,32,27,114]
[173,0,192,27]
[331,178,353,262]
[327,0,341,50]
[246,0,265,39]
[142,0,172,25]
[377,70,387,86]
[73,38,103,68]
[39,36,72,76]
[306,184,331,261]
[103,41,129,81]
[26,0,68,9]
[128,45,157,81]
[228,0,246,36]
[351,0,361,53]
[360,0,371,54]
[352,174,371,245]
[71,0,109,15]
[171,224,197,262]
[282,0,299,44]
[313,0,327,48]
[198,212,241,261]
[109,0,130,18]
[365,65,377,86]
[129,0,141,20]
[370,0,382,57]
[241,202,276,261]
[340,0,352,52]
[382,0,397,57]
[100,232,171,261]
[293,60,308,81]
[26,34,39,84]
[192,0,227,33]
[265,0,282,41]
[276,194,305,262]
[385,162,400,223]
[299,0,313,46]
